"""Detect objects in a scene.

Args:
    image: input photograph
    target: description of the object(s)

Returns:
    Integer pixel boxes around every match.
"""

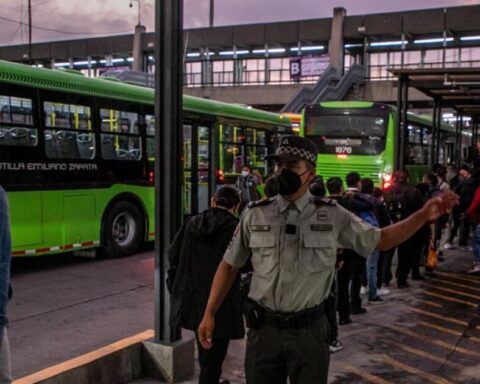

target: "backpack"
[386,193,408,223]
[359,209,380,228]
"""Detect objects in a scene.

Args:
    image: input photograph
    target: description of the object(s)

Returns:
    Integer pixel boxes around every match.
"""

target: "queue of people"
[169,135,459,384]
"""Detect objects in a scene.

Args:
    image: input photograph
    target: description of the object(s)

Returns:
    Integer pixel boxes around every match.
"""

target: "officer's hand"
[423,191,459,222]
[197,314,215,350]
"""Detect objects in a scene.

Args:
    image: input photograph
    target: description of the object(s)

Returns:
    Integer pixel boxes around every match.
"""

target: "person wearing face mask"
[235,165,260,212]
[197,135,459,384]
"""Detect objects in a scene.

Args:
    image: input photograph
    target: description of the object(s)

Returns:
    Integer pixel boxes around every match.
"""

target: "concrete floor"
[9,244,480,383]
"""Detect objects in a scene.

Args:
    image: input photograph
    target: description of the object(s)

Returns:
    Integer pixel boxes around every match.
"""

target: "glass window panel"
[44,130,95,159]
[424,49,442,63]
[145,114,155,136]
[101,134,141,160]
[223,60,234,71]
[0,126,37,147]
[269,58,282,70]
[100,109,138,134]
[213,61,224,71]
[44,102,71,128]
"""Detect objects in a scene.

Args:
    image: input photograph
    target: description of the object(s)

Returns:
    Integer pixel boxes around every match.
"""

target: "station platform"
[130,246,480,384]
[13,244,480,384]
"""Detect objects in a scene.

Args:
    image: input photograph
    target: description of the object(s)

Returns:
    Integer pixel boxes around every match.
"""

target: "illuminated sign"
[290,55,330,79]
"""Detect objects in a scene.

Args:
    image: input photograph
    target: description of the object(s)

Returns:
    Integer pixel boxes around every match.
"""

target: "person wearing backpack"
[360,178,386,304]
[383,171,423,288]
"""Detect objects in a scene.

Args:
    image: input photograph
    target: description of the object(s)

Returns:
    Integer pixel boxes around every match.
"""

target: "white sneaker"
[360,286,367,295]
[466,262,480,274]
[444,242,453,250]
[377,287,390,296]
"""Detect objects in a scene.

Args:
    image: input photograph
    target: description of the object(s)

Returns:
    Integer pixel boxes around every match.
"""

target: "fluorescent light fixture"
[73,60,96,66]
[290,45,324,52]
[370,40,403,47]
[33,64,44,68]
[148,56,154,61]
[219,50,250,56]
[461,35,480,41]
[111,58,125,63]
[345,43,363,48]
[126,58,134,62]
[54,62,70,67]
[414,37,453,44]
[253,48,286,54]
[186,52,200,58]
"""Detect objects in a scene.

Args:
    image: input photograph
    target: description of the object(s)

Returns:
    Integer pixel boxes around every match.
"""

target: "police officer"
[198,136,458,384]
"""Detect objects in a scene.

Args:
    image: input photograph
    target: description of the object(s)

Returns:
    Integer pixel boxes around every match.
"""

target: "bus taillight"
[149,171,154,184]
[216,169,225,183]
[382,172,392,189]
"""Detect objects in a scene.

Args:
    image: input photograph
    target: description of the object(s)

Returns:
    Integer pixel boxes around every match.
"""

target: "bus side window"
[0,95,37,147]
[43,101,94,159]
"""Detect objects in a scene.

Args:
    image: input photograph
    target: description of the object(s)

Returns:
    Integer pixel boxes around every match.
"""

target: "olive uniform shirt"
[223,190,381,312]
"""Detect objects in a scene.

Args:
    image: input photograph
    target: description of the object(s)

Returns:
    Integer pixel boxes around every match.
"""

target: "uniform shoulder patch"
[248,198,274,208]
[312,196,337,206]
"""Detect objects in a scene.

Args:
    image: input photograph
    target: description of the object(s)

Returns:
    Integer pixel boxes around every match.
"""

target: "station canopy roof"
[390,68,480,122]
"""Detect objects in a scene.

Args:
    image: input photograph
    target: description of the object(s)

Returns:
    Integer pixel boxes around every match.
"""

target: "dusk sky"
[1,0,479,47]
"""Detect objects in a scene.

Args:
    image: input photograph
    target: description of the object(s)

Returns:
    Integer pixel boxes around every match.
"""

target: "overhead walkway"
[280,64,366,113]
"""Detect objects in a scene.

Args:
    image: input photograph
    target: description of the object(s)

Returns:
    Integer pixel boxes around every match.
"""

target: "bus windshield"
[305,113,387,155]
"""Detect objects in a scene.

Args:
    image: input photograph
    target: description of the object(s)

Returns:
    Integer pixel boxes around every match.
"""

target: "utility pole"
[28,0,32,64]
[209,0,214,27]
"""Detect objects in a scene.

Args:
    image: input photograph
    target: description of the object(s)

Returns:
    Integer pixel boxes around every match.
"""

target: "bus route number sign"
[335,146,352,154]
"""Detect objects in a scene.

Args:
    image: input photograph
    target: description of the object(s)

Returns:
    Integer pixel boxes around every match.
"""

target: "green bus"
[0,60,291,258]
[301,101,471,188]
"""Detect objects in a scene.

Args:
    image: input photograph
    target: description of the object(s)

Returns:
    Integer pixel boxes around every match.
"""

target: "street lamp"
[129,0,142,26]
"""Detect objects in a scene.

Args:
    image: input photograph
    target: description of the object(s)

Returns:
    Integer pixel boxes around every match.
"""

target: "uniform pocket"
[249,233,277,274]
[299,234,336,273]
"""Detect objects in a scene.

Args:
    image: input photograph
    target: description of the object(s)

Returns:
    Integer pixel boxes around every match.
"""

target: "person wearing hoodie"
[168,186,243,384]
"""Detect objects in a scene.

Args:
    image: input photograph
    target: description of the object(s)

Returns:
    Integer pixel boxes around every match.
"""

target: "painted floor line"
[393,327,480,358]
[332,361,392,384]
[430,277,480,293]
[427,285,480,300]
[378,354,454,384]
[434,271,480,284]
[410,307,469,326]
[416,298,443,308]
[13,329,155,384]
[418,321,480,344]
[423,290,478,307]
[396,343,465,370]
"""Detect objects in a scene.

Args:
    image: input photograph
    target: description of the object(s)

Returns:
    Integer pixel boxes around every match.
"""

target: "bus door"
[183,123,212,215]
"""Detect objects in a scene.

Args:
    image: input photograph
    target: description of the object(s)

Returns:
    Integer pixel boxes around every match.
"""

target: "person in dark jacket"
[383,170,424,287]
[326,176,373,325]
[168,186,243,384]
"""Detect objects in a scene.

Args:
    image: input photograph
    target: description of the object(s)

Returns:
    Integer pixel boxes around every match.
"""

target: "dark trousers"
[396,239,416,285]
[459,218,472,246]
[448,211,461,244]
[377,251,387,288]
[196,337,229,384]
[325,279,338,342]
[350,254,366,311]
[382,248,395,286]
[337,257,352,321]
[245,316,330,384]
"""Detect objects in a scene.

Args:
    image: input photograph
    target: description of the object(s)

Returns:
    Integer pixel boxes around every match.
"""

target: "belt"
[262,302,325,330]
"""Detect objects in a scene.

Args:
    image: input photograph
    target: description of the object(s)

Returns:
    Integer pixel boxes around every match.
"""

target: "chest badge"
[317,211,327,221]
[251,225,270,232]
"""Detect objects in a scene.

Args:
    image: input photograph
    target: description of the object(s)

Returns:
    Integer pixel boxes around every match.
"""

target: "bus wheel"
[103,201,144,258]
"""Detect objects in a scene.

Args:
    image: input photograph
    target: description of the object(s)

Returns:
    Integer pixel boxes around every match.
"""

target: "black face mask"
[275,168,310,196]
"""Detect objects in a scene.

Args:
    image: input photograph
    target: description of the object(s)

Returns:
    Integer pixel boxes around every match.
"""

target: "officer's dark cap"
[266,135,318,166]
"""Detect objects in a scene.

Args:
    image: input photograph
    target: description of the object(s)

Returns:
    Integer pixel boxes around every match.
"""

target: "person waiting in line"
[326,176,373,325]
[197,135,458,384]
[0,186,12,383]
[383,170,424,288]
[466,184,480,275]
[235,165,260,212]
[360,178,388,304]
[371,187,391,296]
[310,175,342,353]
[344,172,368,313]
[167,186,243,384]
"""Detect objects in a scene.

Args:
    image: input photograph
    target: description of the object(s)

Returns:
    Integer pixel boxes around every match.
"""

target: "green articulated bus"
[0,60,291,258]
[301,101,471,188]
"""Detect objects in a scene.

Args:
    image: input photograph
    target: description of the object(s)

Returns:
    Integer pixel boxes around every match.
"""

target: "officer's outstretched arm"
[198,260,239,350]
[377,191,458,251]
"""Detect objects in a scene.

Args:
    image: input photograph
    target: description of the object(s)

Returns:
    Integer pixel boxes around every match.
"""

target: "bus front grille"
[317,162,382,185]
